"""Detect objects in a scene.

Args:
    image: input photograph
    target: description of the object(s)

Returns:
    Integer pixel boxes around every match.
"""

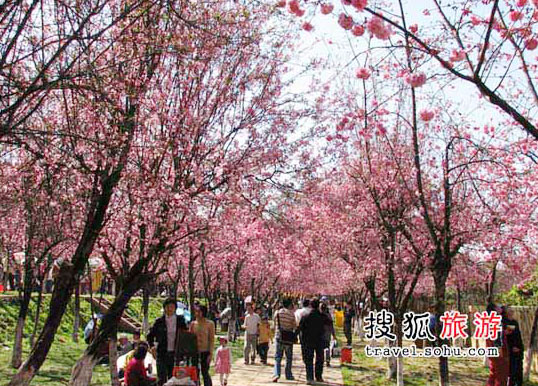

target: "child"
[257,315,273,365]
[124,343,156,386]
[215,336,232,386]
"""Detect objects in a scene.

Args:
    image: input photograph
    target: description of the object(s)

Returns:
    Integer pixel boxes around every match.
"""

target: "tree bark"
[433,267,450,386]
[68,271,151,386]
[188,247,196,316]
[9,262,76,385]
[523,306,538,381]
[12,271,33,368]
[29,279,45,348]
[142,285,150,335]
[73,284,81,343]
[109,335,120,386]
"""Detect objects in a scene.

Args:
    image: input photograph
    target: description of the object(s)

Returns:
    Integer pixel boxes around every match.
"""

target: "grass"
[0,293,165,385]
[338,328,538,386]
[0,293,243,385]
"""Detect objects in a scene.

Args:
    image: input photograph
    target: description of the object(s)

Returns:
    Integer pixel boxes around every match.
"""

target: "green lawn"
[0,294,241,385]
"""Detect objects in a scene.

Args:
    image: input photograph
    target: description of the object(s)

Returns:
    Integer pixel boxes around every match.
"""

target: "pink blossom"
[288,0,305,16]
[352,24,365,36]
[276,0,286,7]
[450,49,466,62]
[510,11,523,22]
[355,67,370,79]
[320,3,334,14]
[342,0,352,5]
[367,16,392,40]
[409,24,418,33]
[405,72,427,88]
[470,15,481,25]
[419,109,435,122]
[526,38,538,50]
[303,22,314,31]
[288,0,300,13]
[351,0,367,11]
[517,0,528,6]
[338,13,354,30]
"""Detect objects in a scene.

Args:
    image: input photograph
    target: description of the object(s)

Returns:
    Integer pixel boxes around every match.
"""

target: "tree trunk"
[67,354,99,386]
[142,285,150,335]
[68,272,151,386]
[29,279,45,348]
[486,260,498,305]
[73,284,81,343]
[188,250,196,316]
[9,263,76,386]
[109,335,120,386]
[434,268,450,386]
[523,306,538,381]
[12,274,33,368]
[12,316,26,369]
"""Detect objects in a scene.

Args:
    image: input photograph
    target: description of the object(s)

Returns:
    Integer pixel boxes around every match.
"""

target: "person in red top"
[125,343,157,386]
[485,303,509,386]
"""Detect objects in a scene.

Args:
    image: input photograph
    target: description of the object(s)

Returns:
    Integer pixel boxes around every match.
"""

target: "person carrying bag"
[272,298,297,383]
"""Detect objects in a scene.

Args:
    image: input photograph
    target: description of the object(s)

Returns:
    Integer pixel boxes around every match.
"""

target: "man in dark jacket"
[147,298,187,386]
[505,307,524,386]
[299,298,330,385]
[343,300,355,346]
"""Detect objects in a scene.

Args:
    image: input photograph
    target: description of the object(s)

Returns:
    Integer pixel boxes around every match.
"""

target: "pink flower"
[355,67,370,79]
[449,49,466,62]
[288,0,305,16]
[419,109,435,122]
[351,0,367,11]
[409,24,418,33]
[352,24,365,36]
[320,3,334,14]
[405,72,427,88]
[510,11,523,22]
[517,0,528,6]
[470,15,481,25]
[288,0,300,13]
[342,0,352,5]
[303,22,314,31]
[367,16,391,40]
[526,38,538,50]
[338,13,354,30]
[276,0,286,7]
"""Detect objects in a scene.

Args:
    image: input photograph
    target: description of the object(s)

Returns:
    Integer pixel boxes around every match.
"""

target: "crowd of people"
[96,296,526,386]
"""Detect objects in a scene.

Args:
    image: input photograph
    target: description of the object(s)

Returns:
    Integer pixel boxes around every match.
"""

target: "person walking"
[147,298,187,386]
[320,302,337,367]
[242,302,261,365]
[190,304,215,386]
[215,337,232,386]
[295,299,311,364]
[485,303,509,386]
[343,301,355,346]
[272,298,297,383]
[257,315,273,365]
[505,307,524,386]
[299,298,326,385]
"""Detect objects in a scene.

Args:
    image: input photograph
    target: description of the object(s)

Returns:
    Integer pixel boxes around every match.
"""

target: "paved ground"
[224,344,344,386]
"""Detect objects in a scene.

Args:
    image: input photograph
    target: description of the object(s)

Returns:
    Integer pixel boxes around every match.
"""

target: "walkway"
[225,344,344,386]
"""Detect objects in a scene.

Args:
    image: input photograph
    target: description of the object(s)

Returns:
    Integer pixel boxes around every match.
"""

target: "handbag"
[277,312,297,345]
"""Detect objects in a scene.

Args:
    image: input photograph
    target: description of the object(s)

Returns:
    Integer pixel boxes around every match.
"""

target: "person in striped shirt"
[272,298,297,382]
